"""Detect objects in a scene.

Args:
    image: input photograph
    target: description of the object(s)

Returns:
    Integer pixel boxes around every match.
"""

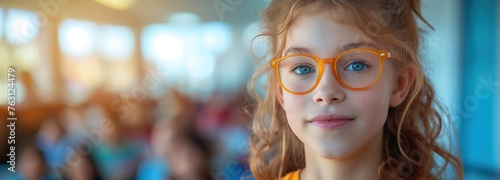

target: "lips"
[309,114,354,129]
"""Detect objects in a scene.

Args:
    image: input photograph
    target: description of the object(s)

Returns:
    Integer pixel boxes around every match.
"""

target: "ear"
[276,84,286,110]
[390,65,415,107]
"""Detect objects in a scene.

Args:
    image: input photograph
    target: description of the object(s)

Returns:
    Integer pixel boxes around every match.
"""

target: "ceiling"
[0,0,269,26]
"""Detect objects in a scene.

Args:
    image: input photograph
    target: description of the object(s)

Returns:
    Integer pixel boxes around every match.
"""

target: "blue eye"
[293,65,315,75]
[346,62,366,71]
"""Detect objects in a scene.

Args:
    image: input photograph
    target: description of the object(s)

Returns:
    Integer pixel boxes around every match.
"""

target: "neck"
[301,130,383,180]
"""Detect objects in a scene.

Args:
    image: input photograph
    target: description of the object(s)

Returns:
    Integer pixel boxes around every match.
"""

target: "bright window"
[59,19,98,57]
[59,19,138,102]
[100,25,137,92]
[1,8,53,103]
[141,24,187,83]
[200,22,232,56]
[59,19,101,104]
[99,25,134,60]
[5,9,39,45]
[141,17,236,99]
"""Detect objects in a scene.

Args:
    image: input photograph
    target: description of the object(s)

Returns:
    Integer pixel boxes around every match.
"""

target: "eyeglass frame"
[270,47,392,95]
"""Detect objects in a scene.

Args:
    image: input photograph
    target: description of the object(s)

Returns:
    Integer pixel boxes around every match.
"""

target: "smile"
[309,114,354,130]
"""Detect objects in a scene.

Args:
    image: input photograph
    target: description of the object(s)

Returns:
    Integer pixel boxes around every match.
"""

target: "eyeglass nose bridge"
[320,57,336,64]
[316,57,341,85]
[316,57,340,69]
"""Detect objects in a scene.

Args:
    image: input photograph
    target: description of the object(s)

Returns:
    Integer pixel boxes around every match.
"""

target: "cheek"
[356,91,389,106]
[281,93,310,143]
[350,85,393,124]
[282,93,310,117]
[282,93,311,132]
[356,68,395,112]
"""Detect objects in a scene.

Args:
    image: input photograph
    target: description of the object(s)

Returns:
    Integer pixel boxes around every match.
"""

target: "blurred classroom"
[0,0,498,179]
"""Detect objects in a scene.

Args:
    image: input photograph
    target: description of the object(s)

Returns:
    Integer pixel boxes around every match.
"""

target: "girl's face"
[278,12,404,159]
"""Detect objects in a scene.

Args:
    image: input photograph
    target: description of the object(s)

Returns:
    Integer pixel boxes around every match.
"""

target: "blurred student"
[136,119,172,180]
[166,127,212,180]
[36,113,72,171]
[17,142,54,180]
[64,150,103,180]
[89,105,142,179]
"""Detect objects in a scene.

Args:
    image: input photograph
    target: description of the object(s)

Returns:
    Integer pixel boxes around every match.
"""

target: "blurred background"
[0,0,498,179]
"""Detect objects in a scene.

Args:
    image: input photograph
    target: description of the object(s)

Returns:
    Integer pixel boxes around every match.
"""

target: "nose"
[313,64,345,104]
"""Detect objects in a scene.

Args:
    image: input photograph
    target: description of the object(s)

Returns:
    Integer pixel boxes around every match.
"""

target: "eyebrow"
[284,41,378,55]
[340,42,378,51]
[284,46,311,55]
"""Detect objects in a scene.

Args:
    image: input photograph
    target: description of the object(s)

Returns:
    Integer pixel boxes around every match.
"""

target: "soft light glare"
[99,25,134,60]
[142,24,186,61]
[201,22,232,55]
[186,50,215,80]
[94,0,135,10]
[6,9,40,45]
[141,24,161,61]
[59,19,97,57]
[152,33,184,61]
[142,24,187,81]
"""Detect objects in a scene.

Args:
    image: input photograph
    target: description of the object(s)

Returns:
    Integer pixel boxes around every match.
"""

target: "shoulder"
[280,169,301,180]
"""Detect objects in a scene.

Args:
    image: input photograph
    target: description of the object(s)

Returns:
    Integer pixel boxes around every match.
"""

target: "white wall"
[420,0,462,176]
[420,0,461,118]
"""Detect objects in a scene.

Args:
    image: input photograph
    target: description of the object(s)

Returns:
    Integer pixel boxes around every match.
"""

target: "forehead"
[285,12,373,56]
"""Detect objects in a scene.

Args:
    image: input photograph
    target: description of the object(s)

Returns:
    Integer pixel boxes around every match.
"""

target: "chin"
[313,145,356,160]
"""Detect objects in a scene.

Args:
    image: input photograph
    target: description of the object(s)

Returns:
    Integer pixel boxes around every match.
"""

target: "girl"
[247,0,463,179]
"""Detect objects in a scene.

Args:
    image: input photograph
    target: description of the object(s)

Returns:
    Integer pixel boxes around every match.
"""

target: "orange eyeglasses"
[270,48,392,95]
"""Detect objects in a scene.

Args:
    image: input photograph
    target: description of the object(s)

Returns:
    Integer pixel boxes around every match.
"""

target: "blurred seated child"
[36,113,71,168]
[64,150,102,180]
[90,110,142,179]
[17,142,54,180]
[136,120,172,180]
[165,124,212,180]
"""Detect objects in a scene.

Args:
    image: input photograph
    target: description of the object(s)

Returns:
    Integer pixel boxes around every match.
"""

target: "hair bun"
[380,0,434,30]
